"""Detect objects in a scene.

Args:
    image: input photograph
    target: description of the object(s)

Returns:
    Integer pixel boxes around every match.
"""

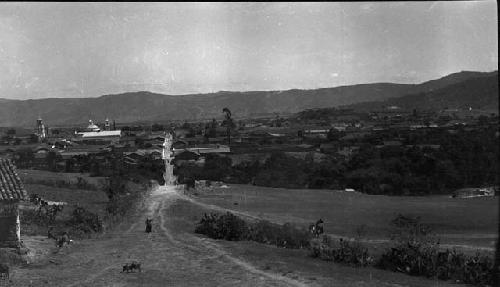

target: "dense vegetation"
[377,214,494,286]
[176,125,498,195]
[195,212,310,249]
[195,212,495,286]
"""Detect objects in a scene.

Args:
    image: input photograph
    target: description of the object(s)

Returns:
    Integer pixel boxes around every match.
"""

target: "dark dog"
[122,261,141,273]
[56,232,71,248]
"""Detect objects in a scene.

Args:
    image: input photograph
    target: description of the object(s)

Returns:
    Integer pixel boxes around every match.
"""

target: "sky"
[0,2,497,100]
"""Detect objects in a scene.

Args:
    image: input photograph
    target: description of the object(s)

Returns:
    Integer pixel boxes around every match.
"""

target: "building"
[104,118,111,131]
[85,120,101,132]
[173,144,230,156]
[0,158,29,248]
[74,130,122,144]
[36,117,47,141]
[452,187,496,198]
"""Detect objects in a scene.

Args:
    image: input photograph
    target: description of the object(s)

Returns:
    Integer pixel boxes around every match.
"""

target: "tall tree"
[222,108,235,145]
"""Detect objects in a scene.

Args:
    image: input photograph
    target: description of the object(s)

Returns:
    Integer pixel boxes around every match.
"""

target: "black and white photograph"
[0,2,498,286]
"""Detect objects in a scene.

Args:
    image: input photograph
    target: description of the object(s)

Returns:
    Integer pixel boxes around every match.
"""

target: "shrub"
[377,214,495,286]
[69,206,103,234]
[195,212,311,249]
[247,220,310,249]
[245,220,276,244]
[195,212,247,241]
[377,244,494,285]
[377,240,441,276]
[310,236,372,267]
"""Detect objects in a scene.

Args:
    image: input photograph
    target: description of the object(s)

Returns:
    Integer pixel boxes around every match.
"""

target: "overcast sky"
[0,2,497,100]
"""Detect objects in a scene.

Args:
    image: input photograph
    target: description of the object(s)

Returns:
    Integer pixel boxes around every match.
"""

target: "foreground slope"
[9,185,460,287]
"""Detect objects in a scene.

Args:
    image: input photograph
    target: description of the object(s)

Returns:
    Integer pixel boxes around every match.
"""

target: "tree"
[29,133,39,144]
[222,108,235,145]
[208,119,217,138]
[152,123,164,131]
[274,114,282,127]
[46,151,60,172]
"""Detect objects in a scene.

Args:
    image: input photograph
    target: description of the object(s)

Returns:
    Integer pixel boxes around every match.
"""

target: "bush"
[69,206,103,234]
[247,220,310,249]
[195,212,247,241]
[377,214,494,286]
[310,236,372,267]
[377,240,441,276]
[377,244,494,285]
[195,212,311,249]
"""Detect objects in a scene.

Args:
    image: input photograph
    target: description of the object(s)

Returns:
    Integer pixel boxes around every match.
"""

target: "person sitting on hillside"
[145,218,153,233]
[315,219,324,234]
[309,219,324,237]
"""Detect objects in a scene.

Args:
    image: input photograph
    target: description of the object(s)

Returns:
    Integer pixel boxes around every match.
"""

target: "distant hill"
[418,70,495,92]
[346,71,498,112]
[0,70,496,127]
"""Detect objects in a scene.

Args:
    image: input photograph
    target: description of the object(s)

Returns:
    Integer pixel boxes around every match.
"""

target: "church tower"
[105,118,110,131]
[36,117,46,141]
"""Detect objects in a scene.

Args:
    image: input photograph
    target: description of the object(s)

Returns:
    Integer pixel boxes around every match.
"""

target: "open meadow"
[189,184,498,252]
[16,170,109,239]
[163,192,461,287]
[18,169,106,190]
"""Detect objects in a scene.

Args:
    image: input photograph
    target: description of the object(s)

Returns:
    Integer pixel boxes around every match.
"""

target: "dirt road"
[8,185,315,287]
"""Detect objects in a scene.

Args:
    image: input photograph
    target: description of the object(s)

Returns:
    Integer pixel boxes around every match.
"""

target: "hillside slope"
[347,71,498,112]
[0,71,496,126]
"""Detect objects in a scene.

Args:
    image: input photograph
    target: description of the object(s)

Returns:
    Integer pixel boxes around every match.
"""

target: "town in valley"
[0,2,498,287]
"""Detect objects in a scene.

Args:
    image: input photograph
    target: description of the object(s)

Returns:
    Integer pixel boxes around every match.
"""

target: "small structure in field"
[452,187,496,198]
[0,158,29,248]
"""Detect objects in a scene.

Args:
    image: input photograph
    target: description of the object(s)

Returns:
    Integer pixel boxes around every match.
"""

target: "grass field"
[18,169,106,189]
[17,170,109,239]
[189,184,498,251]
[23,184,109,216]
[165,195,460,287]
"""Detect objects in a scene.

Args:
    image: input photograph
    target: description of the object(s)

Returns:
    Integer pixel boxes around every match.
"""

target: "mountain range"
[0,70,497,127]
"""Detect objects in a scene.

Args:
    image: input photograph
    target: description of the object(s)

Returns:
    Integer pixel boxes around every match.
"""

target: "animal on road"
[122,261,141,273]
[56,232,72,248]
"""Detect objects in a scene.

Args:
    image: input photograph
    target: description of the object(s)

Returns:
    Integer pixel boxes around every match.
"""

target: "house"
[337,146,360,158]
[319,143,338,154]
[0,158,29,248]
[120,136,137,147]
[173,144,230,156]
[74,130,122,144]
[174,128,192,138]
[339,132,369,142]
[172,140,189,150]
[452,187,496,198]
[172,150,201,166]
[383,140,402,146]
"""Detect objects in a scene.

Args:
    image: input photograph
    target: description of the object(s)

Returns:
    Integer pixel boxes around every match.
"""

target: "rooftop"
[77,130,122,138]
[0,158,28,201]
